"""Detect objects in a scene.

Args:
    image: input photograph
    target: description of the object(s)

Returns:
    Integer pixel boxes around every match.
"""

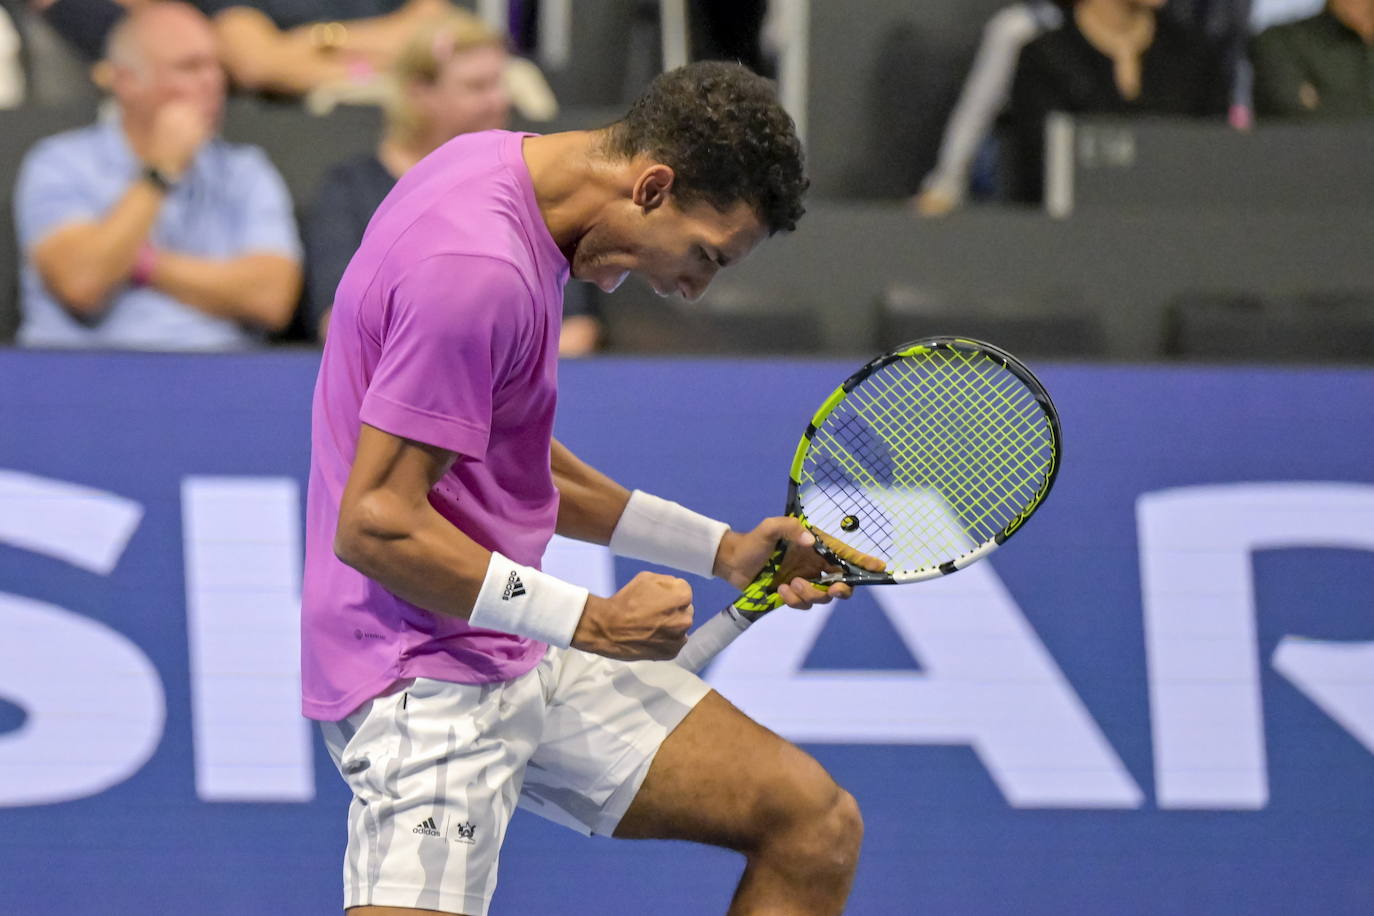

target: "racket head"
[786,336,1061,583]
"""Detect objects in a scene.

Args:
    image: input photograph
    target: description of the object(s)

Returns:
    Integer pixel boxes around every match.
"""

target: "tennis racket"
[675,336,1061,672]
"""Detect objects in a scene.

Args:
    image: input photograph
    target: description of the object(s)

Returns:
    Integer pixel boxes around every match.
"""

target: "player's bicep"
[336,423,458,554]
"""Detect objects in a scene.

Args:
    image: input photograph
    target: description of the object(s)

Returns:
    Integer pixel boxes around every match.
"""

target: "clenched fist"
[572,571,694,661]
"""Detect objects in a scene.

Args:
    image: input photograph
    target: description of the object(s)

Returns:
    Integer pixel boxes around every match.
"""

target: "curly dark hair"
[605,61,808,235]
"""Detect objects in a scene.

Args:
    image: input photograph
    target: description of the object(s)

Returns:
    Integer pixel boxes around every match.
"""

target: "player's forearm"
[149,252,301,330]
[337,490,596,648]
[335,491,493,618]
[551,437,631,543]
[549,436,736,580]
[32,181,165,316]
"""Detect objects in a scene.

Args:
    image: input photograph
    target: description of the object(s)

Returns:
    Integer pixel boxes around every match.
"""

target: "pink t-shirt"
[301,131,568,721]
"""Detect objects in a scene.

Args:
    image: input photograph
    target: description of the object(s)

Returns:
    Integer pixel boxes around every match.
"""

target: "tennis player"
[303,61,867,916]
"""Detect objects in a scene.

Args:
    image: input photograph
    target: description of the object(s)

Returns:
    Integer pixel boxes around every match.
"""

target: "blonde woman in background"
[303,11,600,353]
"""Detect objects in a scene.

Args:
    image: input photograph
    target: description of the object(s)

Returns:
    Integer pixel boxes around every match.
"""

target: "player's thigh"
[516,648,711,837]
[612,689,852,850]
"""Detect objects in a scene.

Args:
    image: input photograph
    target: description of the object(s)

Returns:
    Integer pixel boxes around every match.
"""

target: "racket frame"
[677,336,1063,669]
[785,336,1061,589]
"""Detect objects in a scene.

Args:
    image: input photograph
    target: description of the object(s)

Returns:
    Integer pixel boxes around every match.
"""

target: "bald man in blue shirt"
[15,2,301,350]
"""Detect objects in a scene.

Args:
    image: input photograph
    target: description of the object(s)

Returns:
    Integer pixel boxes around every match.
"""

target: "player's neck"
[522,131,628,251]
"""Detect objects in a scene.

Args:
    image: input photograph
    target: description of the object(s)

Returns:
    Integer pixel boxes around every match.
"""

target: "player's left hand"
[713,518,885,610]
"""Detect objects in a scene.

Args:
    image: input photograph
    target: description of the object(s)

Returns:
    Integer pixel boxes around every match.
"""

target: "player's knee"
[832,787,864,861]
[783,784,862,877]
[754,769,863,875]
[818,786,864,873]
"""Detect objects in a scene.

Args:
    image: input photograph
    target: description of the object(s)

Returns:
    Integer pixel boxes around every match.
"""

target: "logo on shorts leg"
[501,571,526,600]
[451,821,477,845]
[412,816,441,837]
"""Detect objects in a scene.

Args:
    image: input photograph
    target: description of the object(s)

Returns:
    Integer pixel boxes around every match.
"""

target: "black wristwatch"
[141,165,178,193]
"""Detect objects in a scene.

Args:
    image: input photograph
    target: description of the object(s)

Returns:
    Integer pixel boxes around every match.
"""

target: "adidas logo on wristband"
[471,551,585,648]
[501,571,526,600]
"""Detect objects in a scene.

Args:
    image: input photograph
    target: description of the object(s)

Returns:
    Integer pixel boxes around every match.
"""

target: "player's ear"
[632,164,675,213]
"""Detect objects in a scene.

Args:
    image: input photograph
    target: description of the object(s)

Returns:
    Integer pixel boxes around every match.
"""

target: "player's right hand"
[572,571,694,661]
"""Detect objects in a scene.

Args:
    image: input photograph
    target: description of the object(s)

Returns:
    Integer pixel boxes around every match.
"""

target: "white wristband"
[469,552,588,648]
[608,489,729,578]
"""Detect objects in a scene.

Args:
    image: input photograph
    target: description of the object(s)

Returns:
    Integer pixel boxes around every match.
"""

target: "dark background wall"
[805,0,1009,198]
[638,201,1374,359]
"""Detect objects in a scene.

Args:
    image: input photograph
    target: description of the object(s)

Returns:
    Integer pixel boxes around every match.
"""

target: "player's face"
[573,187,768,301]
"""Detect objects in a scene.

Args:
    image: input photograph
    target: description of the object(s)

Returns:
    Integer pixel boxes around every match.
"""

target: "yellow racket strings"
[800,348,1055,572]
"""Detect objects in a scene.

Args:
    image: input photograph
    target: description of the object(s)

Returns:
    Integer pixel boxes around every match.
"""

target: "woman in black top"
[1008,0,1230,203]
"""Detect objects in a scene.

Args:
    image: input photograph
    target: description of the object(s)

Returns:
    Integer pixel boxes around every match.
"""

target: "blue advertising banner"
[0,351,1371,915]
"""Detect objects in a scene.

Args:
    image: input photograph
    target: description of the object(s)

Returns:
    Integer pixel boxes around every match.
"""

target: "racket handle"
[674,605,754,673]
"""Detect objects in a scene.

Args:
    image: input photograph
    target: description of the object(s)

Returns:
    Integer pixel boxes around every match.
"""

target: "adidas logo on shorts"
[413,816,441,837]
[501,571,526,600]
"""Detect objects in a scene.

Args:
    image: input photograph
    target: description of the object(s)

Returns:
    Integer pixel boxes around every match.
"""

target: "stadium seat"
[605,297,825,355]
[874,286,1107,358]
[220,98,381,204]
[1163,290,1374,364]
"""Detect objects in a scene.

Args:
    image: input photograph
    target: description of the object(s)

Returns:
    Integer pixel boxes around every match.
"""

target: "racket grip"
[674,606,753,673]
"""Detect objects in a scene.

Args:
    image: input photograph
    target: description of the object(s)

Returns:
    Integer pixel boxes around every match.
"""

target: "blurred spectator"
[913,1,1067,216]
[1250,0,1374,117]
[27,0,135,61]
[0,4,22,107]
[26,0,469,100]
[552,287,602,356]
[198,0,454,96]
[21,0,557,119]
[1250,0,1326,31]
[1009,0,1230,202]
[1169,0,1267,123]
[5,0,107,106]
[304,11,600,354]
[14,3,301,349]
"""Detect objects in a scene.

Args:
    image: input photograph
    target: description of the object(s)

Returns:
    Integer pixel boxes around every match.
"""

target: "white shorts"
[320,646,711,916]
